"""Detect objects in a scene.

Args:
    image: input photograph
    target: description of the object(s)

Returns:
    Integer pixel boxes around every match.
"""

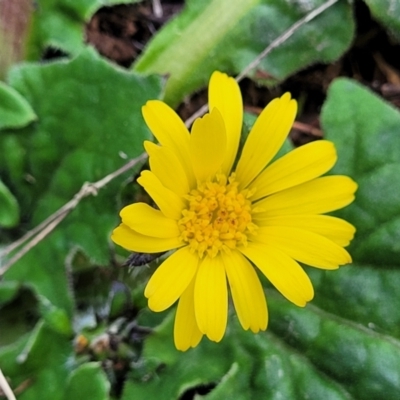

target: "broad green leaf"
[0,179,19,227]
[1,47,161,314]
[122,313,352,400]
[364,0,400,41]
[268,295,400,400]
[27,0,138,59]
[308,264,400,338]
[134,0,354,106]
[321,78,400,265]
[0,81,36,130]
[124,288,400,399]
[64,363,110,400]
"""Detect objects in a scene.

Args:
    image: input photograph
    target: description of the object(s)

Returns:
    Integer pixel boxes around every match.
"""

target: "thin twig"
[1,212,69,275]
[185,0,339,127]
[0,368,16,400]
[1,0,338,275]
[0,153,148,276]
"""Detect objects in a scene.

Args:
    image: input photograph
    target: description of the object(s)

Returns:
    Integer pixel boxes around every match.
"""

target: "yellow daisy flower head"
[112,71,357,351]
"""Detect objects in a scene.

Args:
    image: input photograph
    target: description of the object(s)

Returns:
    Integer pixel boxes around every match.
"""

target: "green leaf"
[364,0,400,41]
[268,295,400,400]
[308,264,400,338]
[1,47,161,313]
[124,290,400,400]
[321,78,400,265]
[0,81,36,130]
[27,0,139,59]
[0,178,19,227]
[64,363,110,400]
[0,281,19,305]
[134,0,354,106]
[0,320,107,400]
[122,313,352,400]
[0,321,74,400]
[38,296,73,336]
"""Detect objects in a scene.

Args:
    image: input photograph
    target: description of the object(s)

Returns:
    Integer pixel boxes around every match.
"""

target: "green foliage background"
[1,0,400,399]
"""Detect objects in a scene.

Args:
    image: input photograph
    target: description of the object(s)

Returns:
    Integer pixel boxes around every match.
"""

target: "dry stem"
[0,153,147,275]
[0,369,16,400]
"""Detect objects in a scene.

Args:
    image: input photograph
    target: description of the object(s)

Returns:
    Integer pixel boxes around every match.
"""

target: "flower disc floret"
[178,174,257,258]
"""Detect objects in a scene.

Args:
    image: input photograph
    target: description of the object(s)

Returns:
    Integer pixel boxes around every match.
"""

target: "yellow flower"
[112,71,357,351]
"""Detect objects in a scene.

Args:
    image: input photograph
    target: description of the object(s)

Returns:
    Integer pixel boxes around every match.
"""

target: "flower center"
[178,173,257,258]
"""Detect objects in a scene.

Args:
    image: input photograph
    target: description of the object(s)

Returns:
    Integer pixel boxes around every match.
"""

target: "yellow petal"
[222,251,268,332]
[190,108,227,182]
[137,170,186,220]
[111,223,183,253]
[250,140,337,200]
[142,100,195,187]
[255,214,356,247]
[120,203,180,238]
[145,247,198,311]
[255,176,358,217]
[209,71,243,175]
[253,226,352,269]
[144,141,190,196]
[174,276,203,351]
[194,255,228,342]
[235,93,297,189]
[241,242,314,307]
